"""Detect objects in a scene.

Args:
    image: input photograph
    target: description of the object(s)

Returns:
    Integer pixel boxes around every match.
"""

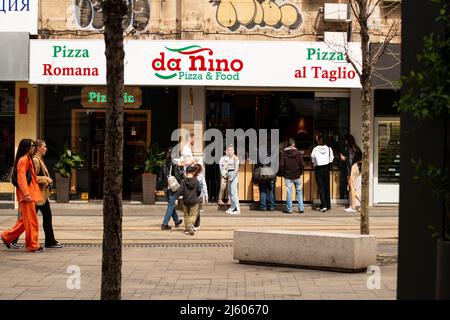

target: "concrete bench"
[233,230,377,272]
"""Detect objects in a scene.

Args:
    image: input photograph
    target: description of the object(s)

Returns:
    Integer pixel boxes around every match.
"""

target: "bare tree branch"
[368,0,383,19]
[371,19,401,66]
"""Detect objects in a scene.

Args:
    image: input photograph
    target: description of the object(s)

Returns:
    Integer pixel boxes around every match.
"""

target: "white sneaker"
[226,208,234,214]
[320,208,327,212]
[228,210,240,215]
[187,224,195,235]
[193,226,200,231]
[344,207,357,212]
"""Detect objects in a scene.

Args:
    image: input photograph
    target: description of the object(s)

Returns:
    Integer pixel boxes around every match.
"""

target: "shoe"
[320,208,327,212]
[1,236,10,249]
[344,207,357,212]
[175,219,183,227]
[161,224,172,230]
[226,208,234,214]
[282,210,293,214]
[298,210,304,214]
[315,207,322,211]
[193,226,200,231]
[268,207,275,211]
[187,224,195,235]
[10,242,20,249]
[227,209,240,215]
[46,243,64,248]
[259,207,267,211]
[218,200,225,206]
[29,246,45,253]
[184,230,189,234]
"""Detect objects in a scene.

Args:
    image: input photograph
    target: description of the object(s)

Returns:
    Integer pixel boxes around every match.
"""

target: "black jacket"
[157,160,184,189]
[280,147,305,180]
[176,177,201,205]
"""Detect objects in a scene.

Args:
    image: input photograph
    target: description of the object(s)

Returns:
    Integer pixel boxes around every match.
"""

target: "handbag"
[167,165,180,192]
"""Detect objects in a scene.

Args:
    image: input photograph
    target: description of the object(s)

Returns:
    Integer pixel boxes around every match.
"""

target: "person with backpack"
[253,158,276,211]
[158,147,183,230]
[311,136,334,212]
[1,139,44,252]
[280,138,305,214]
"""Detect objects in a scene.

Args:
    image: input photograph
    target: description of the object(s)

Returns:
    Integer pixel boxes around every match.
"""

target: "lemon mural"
[214,0,302,30]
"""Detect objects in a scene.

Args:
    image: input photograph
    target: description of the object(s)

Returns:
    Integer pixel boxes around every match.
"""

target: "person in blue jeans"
[259,179,275,211]
[280,138,305,214]
[158,148,183,230]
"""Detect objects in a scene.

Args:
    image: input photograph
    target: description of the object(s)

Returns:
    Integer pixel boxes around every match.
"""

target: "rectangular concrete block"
[233,230,377,272]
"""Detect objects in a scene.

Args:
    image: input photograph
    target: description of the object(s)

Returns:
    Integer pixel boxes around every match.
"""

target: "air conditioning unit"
[324,31,348,44]
[323,3,351,22]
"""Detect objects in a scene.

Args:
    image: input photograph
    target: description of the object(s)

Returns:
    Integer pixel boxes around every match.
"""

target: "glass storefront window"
[0,83,15,182]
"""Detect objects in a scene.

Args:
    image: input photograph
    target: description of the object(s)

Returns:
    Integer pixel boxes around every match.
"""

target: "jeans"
[315,165,331,209]
[259,180,275,210]
[285,178,304,212]
[162,188,181,226]
[227,173,240,212]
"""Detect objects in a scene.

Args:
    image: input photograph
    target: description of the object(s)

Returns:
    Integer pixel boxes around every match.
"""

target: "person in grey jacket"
[225,145,240,214]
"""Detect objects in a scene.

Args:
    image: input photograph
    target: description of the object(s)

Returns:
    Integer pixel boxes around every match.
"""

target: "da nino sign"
[81,87,142,108]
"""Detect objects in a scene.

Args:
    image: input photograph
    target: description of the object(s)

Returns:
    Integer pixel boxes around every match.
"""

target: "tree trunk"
[359,0,372,235]
[101,0,128,300]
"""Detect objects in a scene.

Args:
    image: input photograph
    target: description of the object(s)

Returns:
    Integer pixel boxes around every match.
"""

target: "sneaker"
[187,224,195,235]
[344,207,357,212]
[298,210,304,214]
[268,207,275,211]
[259,207,267,211]
[315,207,322,211]
[184,230,189,234]
[200,209,205,213]
[175,219,183,227]
[225,208,234,214]
[10,242,20,249]
[320,208,327,212]
[227,209,240,215]
[161,224,172,230]
[1,236,10,249]
[46,243,64,248]
[29,246,45,253]
[193,226,200,231]
[282,210,293,214]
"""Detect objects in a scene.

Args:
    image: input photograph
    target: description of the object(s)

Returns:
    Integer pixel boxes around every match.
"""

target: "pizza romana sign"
[30,40,362,88]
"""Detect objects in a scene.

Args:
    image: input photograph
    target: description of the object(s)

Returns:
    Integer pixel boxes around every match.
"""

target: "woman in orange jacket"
[1,139,44,252]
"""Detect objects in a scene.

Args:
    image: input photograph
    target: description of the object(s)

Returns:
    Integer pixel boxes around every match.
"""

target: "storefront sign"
[81,86,142,108]
[0,0,38,34]
[30,40,362,88]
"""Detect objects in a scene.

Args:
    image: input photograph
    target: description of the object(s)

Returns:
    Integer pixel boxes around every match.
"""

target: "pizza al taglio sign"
[29,40,362,88]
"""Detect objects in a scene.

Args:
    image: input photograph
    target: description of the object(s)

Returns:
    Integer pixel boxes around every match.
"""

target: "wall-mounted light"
[19,88,28,114]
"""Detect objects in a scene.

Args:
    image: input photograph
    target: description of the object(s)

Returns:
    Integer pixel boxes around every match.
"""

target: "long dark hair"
[13,139,34,169]
[345,135,359,151]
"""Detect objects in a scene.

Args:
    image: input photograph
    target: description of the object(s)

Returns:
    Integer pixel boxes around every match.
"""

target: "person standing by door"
[225,145,240,215]
[280,139,305,214]
[1,139,44,252]
[311,136,334,213]
[340,135,362,212]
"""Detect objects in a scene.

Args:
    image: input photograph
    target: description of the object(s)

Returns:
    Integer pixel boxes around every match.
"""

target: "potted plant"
[134,144,165,204]
[397,0,450,299]
[53,143,85,203]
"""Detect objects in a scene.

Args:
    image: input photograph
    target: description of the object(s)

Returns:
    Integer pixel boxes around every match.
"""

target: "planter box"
[55,173,70,203]
[234,230,377,272]
[142,173,157,204]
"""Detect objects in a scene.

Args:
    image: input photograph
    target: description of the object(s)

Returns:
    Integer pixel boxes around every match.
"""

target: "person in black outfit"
[158,147,183,230]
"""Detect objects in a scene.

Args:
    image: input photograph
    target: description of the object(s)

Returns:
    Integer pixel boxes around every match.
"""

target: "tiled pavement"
[0,205,398,300]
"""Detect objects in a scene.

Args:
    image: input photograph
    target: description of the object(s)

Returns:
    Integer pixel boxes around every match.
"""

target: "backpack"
[11,167,32,188]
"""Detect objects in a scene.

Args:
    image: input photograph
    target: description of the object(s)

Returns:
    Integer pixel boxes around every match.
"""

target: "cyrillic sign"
[30,40,362,88]
[0,0,38,34]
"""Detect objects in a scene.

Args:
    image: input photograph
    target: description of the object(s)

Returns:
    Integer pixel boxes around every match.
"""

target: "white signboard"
[30,40,362,88]
[0,0,38,34]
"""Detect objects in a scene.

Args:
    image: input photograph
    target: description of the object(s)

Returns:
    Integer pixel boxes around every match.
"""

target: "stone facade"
[39,0,401,43]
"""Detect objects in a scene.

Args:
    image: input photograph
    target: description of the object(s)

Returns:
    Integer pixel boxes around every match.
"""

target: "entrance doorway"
[71,109,151,200]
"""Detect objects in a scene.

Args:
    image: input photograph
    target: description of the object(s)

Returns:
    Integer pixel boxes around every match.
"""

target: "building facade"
[0,0,401,206]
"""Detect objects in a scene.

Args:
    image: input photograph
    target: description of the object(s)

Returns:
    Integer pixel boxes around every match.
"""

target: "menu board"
[377,120,400,183]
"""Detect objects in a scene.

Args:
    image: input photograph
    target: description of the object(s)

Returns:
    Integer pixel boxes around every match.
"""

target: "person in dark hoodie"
[175,166,201,235]
[280,138,305,214]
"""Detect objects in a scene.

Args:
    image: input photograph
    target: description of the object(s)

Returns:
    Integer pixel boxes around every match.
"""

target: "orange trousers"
[1,201,40,252]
